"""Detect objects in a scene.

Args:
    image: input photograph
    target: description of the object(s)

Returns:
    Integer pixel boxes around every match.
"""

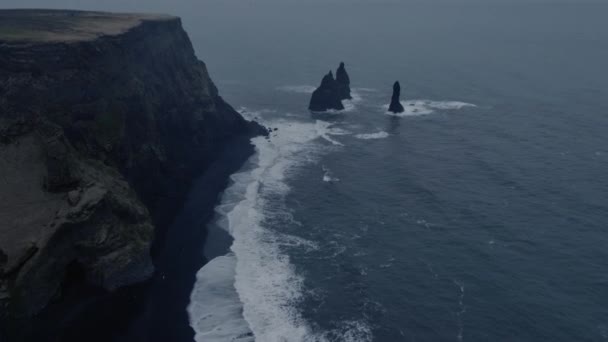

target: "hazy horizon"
[1,0,607,13]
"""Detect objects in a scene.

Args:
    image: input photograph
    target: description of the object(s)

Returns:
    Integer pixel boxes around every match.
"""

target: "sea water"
[186,2,608,341]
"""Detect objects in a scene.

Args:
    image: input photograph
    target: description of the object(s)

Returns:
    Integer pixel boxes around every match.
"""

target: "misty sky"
[2,0,606,90]
[0,0,606,15]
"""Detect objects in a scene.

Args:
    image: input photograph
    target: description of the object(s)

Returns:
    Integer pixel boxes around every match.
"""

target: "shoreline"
[2,135,254,342]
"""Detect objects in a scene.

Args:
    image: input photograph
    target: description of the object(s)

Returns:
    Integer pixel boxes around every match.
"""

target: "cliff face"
[0,10,263,317]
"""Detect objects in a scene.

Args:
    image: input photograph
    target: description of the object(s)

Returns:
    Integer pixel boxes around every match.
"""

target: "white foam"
[190,113,371,342]
[323,174,337,182]
[342,90,363,113]
[355,131,389,140]
[315,120,345,146]
[384,100,476,117]
[322,320,373,342]
[453,280,466,342]
[322,166,340,183]
[238,106,277,120]
[229,119,331,341]
[277,85,317,94]
[187,254,254,342]
[350,91,363,103]
[313,90,363,114]
[353,87,378,93]
[426,101,476,110]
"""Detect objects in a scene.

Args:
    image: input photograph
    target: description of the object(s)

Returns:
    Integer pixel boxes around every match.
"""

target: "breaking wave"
[188,113,371,342]
[355,131,389,140]
[319,90,363,114]
[342,90,363,112]
[277,85,317,94]
[187,254,254,342]
[384,100,476,116]
[322,166,340,182]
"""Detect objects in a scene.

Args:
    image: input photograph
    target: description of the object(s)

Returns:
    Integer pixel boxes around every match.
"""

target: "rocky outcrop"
[389,81,405,113]
[308,71,345,112]
[335,62,352,100]
[0,9,264,318]
[309,62,353,112]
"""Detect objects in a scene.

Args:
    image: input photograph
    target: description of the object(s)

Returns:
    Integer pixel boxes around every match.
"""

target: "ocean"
[182,1,608,342]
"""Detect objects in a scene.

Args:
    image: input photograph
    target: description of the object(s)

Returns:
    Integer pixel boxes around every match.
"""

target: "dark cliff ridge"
[0,9,264,325]
[389,81,405,113]
[336,62,352,100]
[308,71,345,112]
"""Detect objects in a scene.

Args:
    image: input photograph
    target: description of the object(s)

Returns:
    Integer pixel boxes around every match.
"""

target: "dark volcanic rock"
[335,62,352,100]
[0,9,264,321]
[308,71,345,112]
[389,81,405,113]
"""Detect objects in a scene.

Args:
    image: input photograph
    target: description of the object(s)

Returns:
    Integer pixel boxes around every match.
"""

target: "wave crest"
[355,131,389,140]
[189,114,371,341]
[385,100,476,116]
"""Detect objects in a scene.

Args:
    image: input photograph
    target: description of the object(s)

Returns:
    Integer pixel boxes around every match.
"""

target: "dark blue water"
[186,2,608,341]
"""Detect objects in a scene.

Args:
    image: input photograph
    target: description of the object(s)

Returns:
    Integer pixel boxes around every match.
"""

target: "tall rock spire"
[335,62,352,100]
[308,71,345,112]
[388,81,405,113]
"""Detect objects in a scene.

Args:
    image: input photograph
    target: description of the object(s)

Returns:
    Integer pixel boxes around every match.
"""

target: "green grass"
[0,27,38,40]
[0,16,99,41]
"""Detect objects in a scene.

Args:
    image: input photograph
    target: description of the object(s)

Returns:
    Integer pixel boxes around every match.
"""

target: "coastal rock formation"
[0,9,264,319]
[335,62,352,100]
[389,81,405,113]
[308,71,345,112]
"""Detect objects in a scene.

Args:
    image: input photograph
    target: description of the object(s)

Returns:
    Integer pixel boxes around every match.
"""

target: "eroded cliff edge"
[0,10,264,319]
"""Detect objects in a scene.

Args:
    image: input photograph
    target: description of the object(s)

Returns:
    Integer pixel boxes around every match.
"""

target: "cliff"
[0,9,264,320]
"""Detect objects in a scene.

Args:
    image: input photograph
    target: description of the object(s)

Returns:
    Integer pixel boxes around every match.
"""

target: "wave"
[316,120,345,146]
[187,254,254,342]
[277,85,317,94]
[313,90,363,114]
[355,131,389,140]
[321,320,373,342]
[353,87,377,93]
[341,90,363,113]
[189,114,370,341]
[322,166,339,182]
[384,100,476,116]
[426,101,476,110]
[238,106,278,120]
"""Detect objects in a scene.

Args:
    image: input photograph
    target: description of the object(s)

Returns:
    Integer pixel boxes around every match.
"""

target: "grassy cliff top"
[0,9,177,43]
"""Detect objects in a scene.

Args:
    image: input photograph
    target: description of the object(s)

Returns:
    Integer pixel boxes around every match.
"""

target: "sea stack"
[389,81,405,113]
[335,62,352,100]
[308,71,345,112]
